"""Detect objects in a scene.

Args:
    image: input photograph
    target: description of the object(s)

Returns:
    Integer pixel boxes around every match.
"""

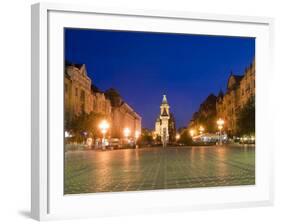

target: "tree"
[64,110,72,131]
[105,88,122,106]
[169,113,176,142]
[178,129,193,145]
[188,94,217,133]
[139,128,154,145]
[237,97,255,136]
[70,112,109,142]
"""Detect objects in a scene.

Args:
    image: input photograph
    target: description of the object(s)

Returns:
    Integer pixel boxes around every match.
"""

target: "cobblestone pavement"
[64,145,255,194]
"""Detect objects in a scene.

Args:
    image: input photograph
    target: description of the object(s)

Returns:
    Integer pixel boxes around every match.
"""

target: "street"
[64,145,255,194]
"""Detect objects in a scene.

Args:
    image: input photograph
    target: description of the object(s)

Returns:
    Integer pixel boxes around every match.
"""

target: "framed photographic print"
[31,2,274,221]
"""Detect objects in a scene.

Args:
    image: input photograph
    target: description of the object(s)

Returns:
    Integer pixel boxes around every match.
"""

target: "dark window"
[80,90,85,102]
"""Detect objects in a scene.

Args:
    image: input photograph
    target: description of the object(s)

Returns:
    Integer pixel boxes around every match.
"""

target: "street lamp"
[189,129,195,137]
[199,126,205,134]
[176,133,180,141]
[135,130,140,139]
[123,127,131,145]
[135,130,140,148]
[124,127,131,138]
[216,118,225,145]
[99,120,109,150]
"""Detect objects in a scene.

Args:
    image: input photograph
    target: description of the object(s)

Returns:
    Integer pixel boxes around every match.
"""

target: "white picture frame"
[31,2,274,221]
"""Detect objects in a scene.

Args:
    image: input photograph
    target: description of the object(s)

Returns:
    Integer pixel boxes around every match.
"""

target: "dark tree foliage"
[237,97,255,136]
[188,94,217,132]
[105,88,122,106]
[64,110,72,131]
[139,128,154,145]
[70,112,108,142]
[169,113,176,142]
[178,129,193,145]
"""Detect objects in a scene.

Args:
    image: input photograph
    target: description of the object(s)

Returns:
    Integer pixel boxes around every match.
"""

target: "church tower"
[155,95,170,147]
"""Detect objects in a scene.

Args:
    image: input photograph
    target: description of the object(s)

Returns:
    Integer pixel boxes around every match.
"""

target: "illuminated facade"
[64,63,93,119]
[216,59,255,135]
[64,62,142,139]
[155,95,170,146]
[111,102,142,138]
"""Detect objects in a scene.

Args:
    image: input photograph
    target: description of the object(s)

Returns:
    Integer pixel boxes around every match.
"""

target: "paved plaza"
[64,145,255,194]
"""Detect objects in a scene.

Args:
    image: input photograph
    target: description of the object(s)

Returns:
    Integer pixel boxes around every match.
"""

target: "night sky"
[65,28,255,130]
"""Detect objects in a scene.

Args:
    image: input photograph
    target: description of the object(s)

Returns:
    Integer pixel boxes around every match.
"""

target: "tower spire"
[162,94,168,104]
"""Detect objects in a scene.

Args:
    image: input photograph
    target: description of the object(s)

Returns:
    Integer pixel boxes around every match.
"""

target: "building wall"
[64,63,142,139]
[111,103,142,138]
[92,92,111,116]
[64,64,93,119]
[238,60,255,106]
[155,120,161,135]
[188,94,217,133]
[216,60,255,135]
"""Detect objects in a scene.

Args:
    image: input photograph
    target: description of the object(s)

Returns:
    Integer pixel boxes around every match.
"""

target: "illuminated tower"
[155,95,170,147]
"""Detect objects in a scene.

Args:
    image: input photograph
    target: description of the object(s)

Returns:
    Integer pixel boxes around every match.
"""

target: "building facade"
[64,63,142,140]
[155,95,175,146]
[188,94,218,133]
[64,63,93,119]
[91,90,112,117]
[216,60,255,135]
[111,102,142,138]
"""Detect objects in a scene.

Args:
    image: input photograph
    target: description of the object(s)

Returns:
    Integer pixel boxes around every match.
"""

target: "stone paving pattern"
[64,146,255,194]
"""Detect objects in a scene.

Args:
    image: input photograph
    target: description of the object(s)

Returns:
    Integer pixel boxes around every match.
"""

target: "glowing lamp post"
[199,126,205,134]
[123,127,131,146]
[189,129,195,137]
[176,134,180,141]
[216,118,225,145]
[135,130,140,148]
[99,120,109,150]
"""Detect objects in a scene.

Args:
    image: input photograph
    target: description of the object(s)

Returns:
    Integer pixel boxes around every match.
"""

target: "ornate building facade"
[188,94,218,133]
[64,63,93,118]
[64,63,142,139]
[105,88,142,138]
[91,88,112,117]
[111,103,142,138]
[155,95,176,145]
[216,59,255,135]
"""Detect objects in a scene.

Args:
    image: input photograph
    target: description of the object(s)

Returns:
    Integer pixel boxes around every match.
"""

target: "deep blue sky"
[65,28,255,130]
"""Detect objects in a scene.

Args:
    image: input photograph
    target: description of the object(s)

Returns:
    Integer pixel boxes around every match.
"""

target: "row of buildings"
[188,59,255,135]
[64,62,142,139]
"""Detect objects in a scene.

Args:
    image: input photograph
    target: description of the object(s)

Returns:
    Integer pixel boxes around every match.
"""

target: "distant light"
[217,118,225,131]
[135,131,140,139]
[216,118,225,126]
[99,120,110,134]
[124,128,131,137]
[65,131,72,138]
[199,126,204,134]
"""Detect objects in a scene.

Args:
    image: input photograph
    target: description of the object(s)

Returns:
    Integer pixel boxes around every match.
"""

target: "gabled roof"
[91,84,102,93]
[161,108,169,117]
[65,61,84,69]
[227,74,243,90]
[217,90,224,100]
